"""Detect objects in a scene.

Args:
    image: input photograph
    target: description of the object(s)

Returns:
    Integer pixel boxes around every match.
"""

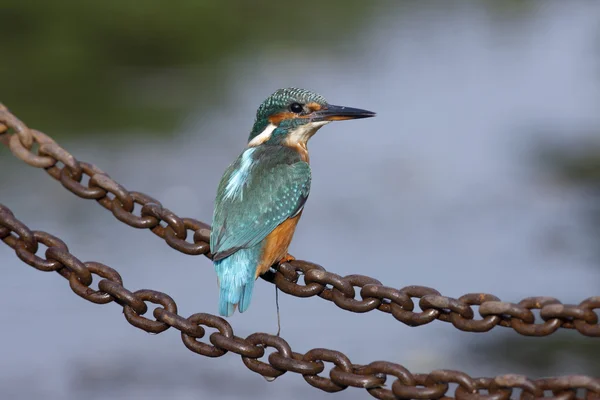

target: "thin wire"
[276,285,281,337]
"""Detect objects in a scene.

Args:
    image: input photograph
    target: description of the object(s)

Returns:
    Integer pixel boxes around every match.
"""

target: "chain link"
[1,103,599,338]
[2,203,599,399]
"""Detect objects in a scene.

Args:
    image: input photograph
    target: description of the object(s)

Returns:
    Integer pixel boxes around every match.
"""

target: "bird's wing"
[210,147,311,261]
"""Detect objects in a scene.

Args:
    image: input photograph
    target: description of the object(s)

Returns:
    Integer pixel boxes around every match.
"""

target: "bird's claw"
[279,253,295,264]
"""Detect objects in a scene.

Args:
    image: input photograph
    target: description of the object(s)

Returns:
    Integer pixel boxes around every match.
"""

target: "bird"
[210,88,375,317]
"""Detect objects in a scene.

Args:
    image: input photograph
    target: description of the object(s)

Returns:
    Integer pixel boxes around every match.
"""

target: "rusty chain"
[1,203,599,400]
[1,103,599,338]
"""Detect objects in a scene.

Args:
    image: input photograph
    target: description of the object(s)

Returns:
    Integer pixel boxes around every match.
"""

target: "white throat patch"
[285,121,330,145]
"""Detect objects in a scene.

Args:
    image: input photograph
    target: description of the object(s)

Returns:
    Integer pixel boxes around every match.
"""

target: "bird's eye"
[289,102,303,114]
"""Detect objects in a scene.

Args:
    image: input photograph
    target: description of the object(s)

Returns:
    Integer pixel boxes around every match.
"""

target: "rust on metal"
[2,204,598,399]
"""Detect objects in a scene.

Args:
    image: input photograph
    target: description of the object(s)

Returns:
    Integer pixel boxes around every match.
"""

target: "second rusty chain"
[3,203,599,400]
[1,103,599,337]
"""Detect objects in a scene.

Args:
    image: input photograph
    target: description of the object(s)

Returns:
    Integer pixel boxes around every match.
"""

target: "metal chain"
[1,203,599,400]
[1,103,599,337]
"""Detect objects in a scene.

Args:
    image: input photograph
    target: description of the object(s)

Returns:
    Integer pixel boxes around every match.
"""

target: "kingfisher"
[210,88,375,317]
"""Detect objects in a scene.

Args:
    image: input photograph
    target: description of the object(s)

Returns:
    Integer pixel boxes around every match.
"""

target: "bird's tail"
[214,247,260,317]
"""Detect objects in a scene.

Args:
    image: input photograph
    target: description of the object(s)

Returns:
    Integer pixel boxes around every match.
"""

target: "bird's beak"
[311,104,376,122]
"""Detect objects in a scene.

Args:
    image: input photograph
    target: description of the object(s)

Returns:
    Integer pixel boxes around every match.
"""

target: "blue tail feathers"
[214,245,260,317]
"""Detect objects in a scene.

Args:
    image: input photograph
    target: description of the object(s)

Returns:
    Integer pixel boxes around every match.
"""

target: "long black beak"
[312,104,376,122]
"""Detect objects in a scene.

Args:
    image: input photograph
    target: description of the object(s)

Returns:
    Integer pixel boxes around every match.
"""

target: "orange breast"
[286,141,309,163]
[255,212,302,278]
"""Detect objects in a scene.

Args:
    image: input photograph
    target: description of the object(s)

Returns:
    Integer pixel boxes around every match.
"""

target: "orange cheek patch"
[306,102,323,112]
[268,111,297,125]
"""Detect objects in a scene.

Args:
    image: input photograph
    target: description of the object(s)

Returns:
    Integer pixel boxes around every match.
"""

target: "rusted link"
[274,260,327,297]
[210,334,264,359]
[0,225,9,240]
[269,351,325,375]
[540,303,599,329]
[455,377,512,400]
[194,224,211,246]
[303,348,353,393]
[39,141,82,181]
[359,361,416,400]
[575,297,600,337]
[6,122,57,168]
[392,286,441,326]
[492,374,544,398]
[242,333,293,378]
[511,297,563,336]
[360,284,414,314]
[154,308,205,338]
[181,313,233,358]
[141,203,186,240]
[451,293,503,333]
[97,280,148,315]
[0,108,32,150]
[164,217,211,255]
[427,369,478,395]
[479,301,536,327]
[111,191,160,228]
[420,295,475,323]
[392,373,449,399]
[331,274,382,313]
[304,268,355,301]
[69,262,123,304]
[59,163,106,199]
[89,173,134,212]
[330,365,386,389]
[0,206,37,253]
[123,289,177,333]
[45,247,93,286]
[539,375,600,396]
[15,231,68,272]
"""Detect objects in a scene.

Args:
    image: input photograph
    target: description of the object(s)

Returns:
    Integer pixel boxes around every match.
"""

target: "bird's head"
[247,88,375,147]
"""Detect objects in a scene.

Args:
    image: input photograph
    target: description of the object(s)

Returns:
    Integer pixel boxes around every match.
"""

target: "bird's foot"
[278,253,295,264]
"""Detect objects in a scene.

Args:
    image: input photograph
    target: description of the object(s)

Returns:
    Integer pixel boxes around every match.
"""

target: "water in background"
[1,2,599,399]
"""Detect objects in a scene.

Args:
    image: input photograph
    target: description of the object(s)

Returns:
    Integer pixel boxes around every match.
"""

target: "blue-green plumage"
[212,146,311,316]
[210,87,375,317]
[214,245,261,316]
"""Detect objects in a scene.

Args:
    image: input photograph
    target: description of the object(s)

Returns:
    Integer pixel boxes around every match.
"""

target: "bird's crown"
[256,88,327,120]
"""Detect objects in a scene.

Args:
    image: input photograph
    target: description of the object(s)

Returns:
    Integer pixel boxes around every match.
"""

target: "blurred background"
[1,0,599,399]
